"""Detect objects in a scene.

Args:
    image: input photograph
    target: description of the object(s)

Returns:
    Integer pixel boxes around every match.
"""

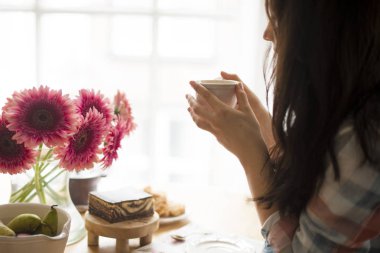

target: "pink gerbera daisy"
[113,90,136,135]
[75,89,112,127]
[55,109,107,171]
[3,86,77,148]
[0,119,37,174]
[101,119,127,168]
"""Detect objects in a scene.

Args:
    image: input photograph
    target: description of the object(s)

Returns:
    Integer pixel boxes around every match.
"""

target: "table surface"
[65,184,262,253]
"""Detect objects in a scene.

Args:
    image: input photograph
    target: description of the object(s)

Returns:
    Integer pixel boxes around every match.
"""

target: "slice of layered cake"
[88,187,154,223]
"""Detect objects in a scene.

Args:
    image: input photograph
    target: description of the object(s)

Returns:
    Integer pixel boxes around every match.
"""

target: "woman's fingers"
[189,81,225,111]
[235,83,252,114]
[185,93,197,107]
[187,106,214,133]
[220,71,260,110]
[220,71,242,82]
[185,94,213,119]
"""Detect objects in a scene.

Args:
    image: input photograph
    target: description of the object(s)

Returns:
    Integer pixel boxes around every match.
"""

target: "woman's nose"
[263,23,274,42]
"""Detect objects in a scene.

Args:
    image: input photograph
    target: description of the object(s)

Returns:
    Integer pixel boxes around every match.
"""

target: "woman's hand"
[220,71,275,150]
[186,79,277,223]
[186,80,267,165]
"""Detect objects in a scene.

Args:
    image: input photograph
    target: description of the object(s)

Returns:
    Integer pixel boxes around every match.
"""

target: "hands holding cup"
[186,72,276,226]
[186,72,267,163]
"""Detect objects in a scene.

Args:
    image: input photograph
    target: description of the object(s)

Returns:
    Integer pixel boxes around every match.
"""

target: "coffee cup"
[196,79,239,107]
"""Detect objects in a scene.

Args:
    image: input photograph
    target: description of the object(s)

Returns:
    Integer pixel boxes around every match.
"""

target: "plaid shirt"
[261,122,380,252]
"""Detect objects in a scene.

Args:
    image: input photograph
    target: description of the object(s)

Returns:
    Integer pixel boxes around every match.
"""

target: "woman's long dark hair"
[259,0,380,216]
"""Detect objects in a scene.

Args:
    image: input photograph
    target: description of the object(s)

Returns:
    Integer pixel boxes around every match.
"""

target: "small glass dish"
[185,234,262,253]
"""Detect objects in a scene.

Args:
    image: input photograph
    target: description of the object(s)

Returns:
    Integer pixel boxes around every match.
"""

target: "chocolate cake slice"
[88,187,154,223]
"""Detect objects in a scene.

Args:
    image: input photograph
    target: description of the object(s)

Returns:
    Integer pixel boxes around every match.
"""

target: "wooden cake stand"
[84,212,159,253]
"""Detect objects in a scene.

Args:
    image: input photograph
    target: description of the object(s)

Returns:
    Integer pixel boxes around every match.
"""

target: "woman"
[186,0,380,252]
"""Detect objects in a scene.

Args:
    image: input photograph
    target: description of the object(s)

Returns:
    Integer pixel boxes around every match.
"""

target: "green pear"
[0,220,16,237]
[34,205,58,236]
[7,214,41,234]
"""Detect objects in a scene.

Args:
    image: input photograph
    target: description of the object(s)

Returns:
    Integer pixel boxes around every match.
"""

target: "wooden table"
[65,184,262,253]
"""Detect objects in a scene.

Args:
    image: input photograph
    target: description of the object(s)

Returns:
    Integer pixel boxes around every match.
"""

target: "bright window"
[0,0,268,194]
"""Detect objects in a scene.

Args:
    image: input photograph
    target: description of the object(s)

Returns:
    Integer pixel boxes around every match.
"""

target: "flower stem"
[22,168,66,203]
[10,182,35,202]
[10,162,61,203]
[34,144,47,204]
[10,180,34,198]
[10,146,67,205]
[41,164,60,179]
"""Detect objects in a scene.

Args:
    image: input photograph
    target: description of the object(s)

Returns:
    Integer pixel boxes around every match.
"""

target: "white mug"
[196,79,239,107]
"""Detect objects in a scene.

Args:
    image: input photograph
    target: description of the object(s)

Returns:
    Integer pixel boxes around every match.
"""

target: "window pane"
[111,0,153,10]
[39,0,107,8]
[111,16,153,57]
[0,0,34,8]
[158,17,215,59]
[156,63,215,105]
[158,0,217,12]
[153,108,212,185]
[0,13,35,104]
[40,14,92,92]
[217,0,241,15]
[40,14,150,101]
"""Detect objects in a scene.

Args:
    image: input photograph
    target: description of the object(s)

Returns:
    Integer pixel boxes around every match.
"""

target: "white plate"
[159,212,188,225]
[186,234,262,253]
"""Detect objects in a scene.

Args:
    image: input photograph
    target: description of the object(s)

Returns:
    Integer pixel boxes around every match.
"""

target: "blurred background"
[0,0,269,195]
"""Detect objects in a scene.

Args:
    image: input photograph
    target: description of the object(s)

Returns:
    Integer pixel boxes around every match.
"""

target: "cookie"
[144,186,186,218]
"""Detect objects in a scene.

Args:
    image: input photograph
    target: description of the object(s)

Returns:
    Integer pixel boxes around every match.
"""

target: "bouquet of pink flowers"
[0,86,135,203]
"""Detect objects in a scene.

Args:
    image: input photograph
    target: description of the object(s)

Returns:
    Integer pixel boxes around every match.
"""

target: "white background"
[0,0,269,195]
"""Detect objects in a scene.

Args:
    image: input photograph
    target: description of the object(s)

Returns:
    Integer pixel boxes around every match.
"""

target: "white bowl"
[0,203,71,253]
